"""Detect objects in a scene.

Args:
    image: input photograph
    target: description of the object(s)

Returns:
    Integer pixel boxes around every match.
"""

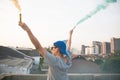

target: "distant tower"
[85,46,90,55]
[102,42,111,55]
[81,45,86,54]
[92,41,102,54]
[85,45,99,55]
[111,37,120,53]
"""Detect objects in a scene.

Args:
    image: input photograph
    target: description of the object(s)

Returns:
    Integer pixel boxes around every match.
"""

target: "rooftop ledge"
[1,73,120,80]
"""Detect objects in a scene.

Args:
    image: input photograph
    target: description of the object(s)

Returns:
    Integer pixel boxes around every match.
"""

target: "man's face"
[51,46,59,56]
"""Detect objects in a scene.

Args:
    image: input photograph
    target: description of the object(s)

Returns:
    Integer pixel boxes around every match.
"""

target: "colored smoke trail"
[75,0,117,27]
[10,0,22,22]
[11,0,21,12]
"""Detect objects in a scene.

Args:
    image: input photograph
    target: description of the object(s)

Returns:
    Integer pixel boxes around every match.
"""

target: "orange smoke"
[11,0,22,22]
[11,0,21,12]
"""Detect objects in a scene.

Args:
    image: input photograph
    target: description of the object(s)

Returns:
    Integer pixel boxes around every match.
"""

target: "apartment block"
[111,37,120,53]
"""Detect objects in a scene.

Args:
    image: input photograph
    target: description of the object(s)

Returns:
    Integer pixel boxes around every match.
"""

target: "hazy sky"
[0,0,120,50]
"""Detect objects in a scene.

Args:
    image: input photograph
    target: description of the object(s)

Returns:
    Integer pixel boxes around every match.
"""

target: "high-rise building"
[111,37,120,53]
[92,41,102,54]
[102,42,111,54]
[85,46,99,55]
[81,45,86,54]
[85,46,90,55]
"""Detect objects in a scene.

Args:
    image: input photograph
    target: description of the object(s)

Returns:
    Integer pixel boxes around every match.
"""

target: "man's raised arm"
[19,22,46,57]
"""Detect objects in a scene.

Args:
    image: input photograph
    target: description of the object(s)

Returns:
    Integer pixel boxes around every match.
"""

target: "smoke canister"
[19,13,22,22]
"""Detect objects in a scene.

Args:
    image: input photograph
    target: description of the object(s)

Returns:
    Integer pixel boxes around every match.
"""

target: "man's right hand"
[19,22,30,31]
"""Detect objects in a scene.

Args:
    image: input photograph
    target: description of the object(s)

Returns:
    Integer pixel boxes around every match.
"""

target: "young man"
[19,22,73,80]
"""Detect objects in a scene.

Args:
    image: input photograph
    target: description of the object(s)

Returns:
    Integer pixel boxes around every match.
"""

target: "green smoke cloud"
[75,0,117,26]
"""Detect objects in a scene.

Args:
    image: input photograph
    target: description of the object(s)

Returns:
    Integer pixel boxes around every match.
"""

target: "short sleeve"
[44,51,58,66]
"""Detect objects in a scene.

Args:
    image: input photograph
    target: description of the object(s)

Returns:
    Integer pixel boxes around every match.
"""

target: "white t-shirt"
[44,51,72,80]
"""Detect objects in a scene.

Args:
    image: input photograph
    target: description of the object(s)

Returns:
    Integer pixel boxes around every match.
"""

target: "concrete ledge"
[1,73,120,80]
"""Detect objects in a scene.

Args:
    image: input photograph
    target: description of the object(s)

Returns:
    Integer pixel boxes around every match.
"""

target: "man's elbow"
[36,46,46,57]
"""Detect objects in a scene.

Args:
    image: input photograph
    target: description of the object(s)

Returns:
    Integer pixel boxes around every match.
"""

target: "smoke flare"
[19,13,22,22]
[75,0,117,27]
[11,0,21,12]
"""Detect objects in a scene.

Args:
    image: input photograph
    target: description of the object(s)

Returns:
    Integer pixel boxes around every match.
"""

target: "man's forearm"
[18,22,45,57]
[26,29,45,57]
[27,30,40,49]
[67,34,72,51]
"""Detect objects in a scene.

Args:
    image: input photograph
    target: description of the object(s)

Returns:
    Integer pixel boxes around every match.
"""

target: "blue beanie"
[54,41,67,56]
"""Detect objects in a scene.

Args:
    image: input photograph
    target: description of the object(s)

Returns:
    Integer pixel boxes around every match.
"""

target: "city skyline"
[0,0,120,50]
[81,37,120,55]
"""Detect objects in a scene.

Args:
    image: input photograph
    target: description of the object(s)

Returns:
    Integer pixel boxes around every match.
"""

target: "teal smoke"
[75,0,117,26]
